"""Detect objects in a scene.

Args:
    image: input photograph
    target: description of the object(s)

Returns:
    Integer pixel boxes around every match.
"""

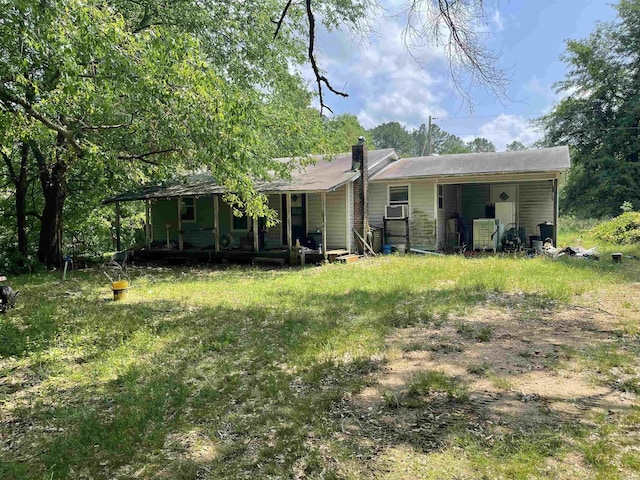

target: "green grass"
[1,243,639,479]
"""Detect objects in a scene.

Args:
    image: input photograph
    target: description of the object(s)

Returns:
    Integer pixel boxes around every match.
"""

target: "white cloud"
[463,114,542,151]
[310,15,451,129]
[492,9,504,32]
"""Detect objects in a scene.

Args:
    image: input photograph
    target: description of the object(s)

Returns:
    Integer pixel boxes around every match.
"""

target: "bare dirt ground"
[333,284,640,478]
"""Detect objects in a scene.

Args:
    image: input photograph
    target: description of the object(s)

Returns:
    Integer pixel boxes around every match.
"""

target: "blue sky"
[305,0,619,151]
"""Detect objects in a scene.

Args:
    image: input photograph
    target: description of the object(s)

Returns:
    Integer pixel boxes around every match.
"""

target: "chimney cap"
[358,136,365,145]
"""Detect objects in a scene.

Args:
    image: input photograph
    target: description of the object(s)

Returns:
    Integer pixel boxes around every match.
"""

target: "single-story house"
[103,144,570,262]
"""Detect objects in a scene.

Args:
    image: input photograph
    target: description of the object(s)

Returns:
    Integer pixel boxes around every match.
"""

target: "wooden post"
[213,195,220,253]
[253,217,259,252]
[177,197,183,251]
[322,192,328,261]
[145,200,151,249]
[405,216,411,253]
[115,201,122,252]
[286,193,292,248]
[553,178,558,247]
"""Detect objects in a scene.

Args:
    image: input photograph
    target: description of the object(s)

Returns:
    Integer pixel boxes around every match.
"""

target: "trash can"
[538,222,554,245]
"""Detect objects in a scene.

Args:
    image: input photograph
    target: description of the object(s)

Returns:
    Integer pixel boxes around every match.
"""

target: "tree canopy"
[538,0,640,218]
[0,0,508,269]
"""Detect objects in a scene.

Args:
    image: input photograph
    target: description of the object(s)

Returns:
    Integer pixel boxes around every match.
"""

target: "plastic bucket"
[112,280,129,301]
[382,244,392,254]
[532,240,543,252]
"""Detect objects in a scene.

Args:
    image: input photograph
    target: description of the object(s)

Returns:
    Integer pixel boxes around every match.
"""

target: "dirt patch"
[338,288,640,475]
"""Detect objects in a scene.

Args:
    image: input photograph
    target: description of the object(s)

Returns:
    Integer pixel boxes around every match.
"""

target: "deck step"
[336,254,362,264]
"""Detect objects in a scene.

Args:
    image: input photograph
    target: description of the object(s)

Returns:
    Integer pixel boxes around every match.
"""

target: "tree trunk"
[34,138,68,268]
[16,142,29,256]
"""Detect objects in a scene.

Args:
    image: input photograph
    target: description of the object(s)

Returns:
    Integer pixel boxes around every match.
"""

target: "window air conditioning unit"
[385,204,408,219]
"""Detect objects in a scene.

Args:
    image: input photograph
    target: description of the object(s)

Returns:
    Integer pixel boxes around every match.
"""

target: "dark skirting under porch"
[128,247,325,266]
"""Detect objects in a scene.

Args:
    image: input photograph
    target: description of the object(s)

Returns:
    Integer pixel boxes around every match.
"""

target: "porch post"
[253,217,259,252]
[177,197,183,251]
[322,192,328,260]
[145,200,151,249]
[213,195,220,253]
[115,201,122,252]
[286,193,292,248]
[553,178,558,247]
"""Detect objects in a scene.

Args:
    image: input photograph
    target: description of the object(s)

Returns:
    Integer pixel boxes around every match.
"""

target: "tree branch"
[117,148,178,165]
[79,114,134,131]
[305,0,348,116]
[0,148,18,183]
[0,85,85,156]
[273,0,294,40]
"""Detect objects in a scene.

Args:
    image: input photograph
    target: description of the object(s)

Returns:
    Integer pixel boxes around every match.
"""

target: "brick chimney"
[352,138,368,248]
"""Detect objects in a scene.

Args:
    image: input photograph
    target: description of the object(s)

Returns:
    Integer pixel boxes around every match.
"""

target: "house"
[103,144,570,262]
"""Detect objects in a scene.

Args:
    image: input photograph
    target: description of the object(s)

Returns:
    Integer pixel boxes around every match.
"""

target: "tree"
[321,114,367,153]
[368,122,415,156]
[466,137,496,153]
[537,0,640,218]
[0,0,320,267]
[275,0,507,113]
[506,140,527,151]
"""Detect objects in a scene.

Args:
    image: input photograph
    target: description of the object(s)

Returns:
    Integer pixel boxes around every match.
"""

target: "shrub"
[589,212,640,245]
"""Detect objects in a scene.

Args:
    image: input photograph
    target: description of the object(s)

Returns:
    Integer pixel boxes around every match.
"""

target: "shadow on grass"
[0,270,635,479]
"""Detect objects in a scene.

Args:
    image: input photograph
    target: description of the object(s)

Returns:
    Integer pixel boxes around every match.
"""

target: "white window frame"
[388,185,410,206]
[181,197,196,223]
[438,184,444,210]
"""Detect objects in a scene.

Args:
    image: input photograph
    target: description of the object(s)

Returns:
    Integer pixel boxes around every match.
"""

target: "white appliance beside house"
[494,202,516,227]
[473,218,499,251]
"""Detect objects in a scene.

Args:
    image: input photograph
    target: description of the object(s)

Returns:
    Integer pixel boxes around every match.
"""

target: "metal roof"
[370,146,571,181]
[103,148,398,204]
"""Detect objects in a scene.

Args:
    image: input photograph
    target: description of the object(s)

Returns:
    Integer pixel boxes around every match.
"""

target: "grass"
[1,240,639,478]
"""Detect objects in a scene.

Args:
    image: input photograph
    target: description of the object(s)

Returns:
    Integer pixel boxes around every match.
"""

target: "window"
[438,185,444,210]
[232,215,248,231]
[389,186,409,205]
[181,198,196,222]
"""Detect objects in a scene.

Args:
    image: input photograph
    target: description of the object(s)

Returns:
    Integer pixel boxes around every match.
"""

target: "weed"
[428,343,464,354]
[383,389,400,409]
[456,322,493,342]
[467,362,491,376]
[406,371,469,402]
[617,378,640,394]
[489,374,514,390]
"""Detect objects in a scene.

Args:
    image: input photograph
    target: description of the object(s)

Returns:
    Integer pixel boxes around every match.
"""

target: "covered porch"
[105,188,351,265]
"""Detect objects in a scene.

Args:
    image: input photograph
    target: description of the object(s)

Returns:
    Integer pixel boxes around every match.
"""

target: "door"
[282,194,307,245]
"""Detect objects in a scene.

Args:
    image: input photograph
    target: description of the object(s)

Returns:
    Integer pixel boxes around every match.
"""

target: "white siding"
[369,180,436,249]
[306,193,322,234]
[518,180,554,241]
[348,182,354,252]
[410,180,436,249]
[326,185,347,249]
[368,183,387,228]
[266,195,283,246]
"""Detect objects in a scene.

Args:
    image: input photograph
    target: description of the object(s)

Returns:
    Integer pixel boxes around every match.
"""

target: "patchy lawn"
[1,252,640,479]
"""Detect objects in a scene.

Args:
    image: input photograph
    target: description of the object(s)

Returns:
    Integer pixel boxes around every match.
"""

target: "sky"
[305,0,620,151]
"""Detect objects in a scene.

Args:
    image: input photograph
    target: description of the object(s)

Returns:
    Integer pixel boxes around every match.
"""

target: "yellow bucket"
[112,280,129,301]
